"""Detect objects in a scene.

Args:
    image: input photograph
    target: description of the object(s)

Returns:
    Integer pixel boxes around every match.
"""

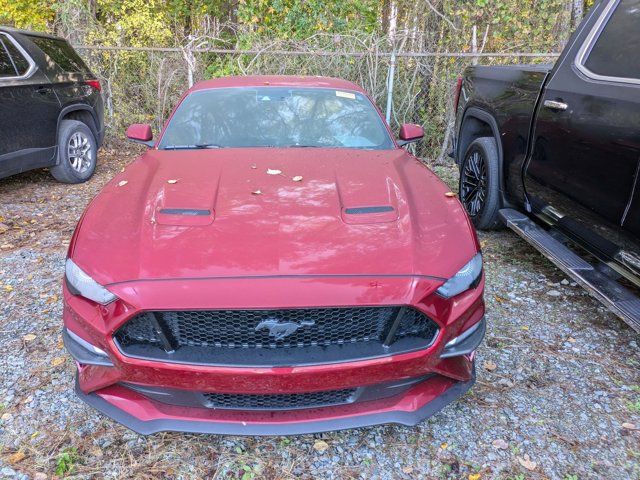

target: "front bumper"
[74,363,476,435]
[64,274,485,435]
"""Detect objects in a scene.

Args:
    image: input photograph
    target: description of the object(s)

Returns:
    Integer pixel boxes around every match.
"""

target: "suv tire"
[51,119,97,183]
[459,136,502,230]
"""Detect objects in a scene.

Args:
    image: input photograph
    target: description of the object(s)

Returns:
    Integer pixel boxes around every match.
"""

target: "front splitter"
[74,367,476,436]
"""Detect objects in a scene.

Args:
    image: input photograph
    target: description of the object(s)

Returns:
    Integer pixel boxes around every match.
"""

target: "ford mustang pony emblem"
[255,318,315,340]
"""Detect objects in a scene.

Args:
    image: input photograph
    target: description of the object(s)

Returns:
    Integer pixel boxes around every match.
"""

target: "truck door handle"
[543,100,568,111]
[36,86,52,95]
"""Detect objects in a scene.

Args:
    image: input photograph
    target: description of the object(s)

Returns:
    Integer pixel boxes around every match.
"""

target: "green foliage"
[236,0,379,38]
[0,0,54,30]
[55,447,79,477]
[446,0,571,53]
[92,0,173,46]
[627,399,640,413]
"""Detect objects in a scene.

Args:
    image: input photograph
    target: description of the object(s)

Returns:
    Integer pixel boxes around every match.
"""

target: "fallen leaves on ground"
[7,451,26,465]
[483,360,497,371]
[23,334,36,342]
[518,454,537,471]
[51,357,66,367]
[492,439,508,450]
[313,440,329,453]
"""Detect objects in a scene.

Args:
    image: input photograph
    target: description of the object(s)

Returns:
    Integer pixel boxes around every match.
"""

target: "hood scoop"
[159,208,211,216]
[156,207,215,226]
[342,205,398,224]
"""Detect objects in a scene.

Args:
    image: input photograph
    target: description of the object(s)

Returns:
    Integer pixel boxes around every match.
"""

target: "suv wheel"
[51,119,97,183]
[459,137,502,230]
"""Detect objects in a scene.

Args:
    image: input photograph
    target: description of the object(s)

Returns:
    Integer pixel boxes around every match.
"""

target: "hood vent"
[341,205,398,224]
[345,206,394,215]
[159,208,211,216]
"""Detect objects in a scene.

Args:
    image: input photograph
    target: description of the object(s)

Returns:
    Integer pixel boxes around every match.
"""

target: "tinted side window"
[0,40,17,77]
[584,0,640,80]
[3,38,30,75]
[28,36,90,74]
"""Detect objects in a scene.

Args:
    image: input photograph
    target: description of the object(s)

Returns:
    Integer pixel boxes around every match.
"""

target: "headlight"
[65,258,116,304]
[436,253,482,298]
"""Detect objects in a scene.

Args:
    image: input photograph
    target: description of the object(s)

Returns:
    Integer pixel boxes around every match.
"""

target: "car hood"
[72,148,478,285]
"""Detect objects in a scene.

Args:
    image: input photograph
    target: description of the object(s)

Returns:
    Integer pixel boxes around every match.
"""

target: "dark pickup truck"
[453,0,640,332]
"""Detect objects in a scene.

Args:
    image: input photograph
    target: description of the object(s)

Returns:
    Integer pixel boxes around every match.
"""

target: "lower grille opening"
[122,375,434,412]
[203,389,357,411]
[114,306,439,366]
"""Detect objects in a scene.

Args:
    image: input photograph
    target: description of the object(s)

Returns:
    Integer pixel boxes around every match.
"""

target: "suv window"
[584,0,640,80]
[28,36,90,74]
[2,37,30,76]
[0,39,17,77]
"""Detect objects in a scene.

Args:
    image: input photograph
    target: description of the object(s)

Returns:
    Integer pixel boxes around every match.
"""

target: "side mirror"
[126,123,153,147]
[398,123,424,146]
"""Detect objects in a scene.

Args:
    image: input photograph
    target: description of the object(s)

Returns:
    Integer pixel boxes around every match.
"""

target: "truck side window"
[584,0,640,80]
[2,37,30,76]
[0,39,17,78]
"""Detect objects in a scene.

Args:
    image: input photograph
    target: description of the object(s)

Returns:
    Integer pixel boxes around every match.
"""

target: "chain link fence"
[76,35,558,158]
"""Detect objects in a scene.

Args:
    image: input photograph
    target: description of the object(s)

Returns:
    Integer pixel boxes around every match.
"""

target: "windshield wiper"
[162,143,222,150]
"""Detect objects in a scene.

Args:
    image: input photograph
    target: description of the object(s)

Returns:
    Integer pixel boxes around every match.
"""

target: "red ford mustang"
[62,76,485,435]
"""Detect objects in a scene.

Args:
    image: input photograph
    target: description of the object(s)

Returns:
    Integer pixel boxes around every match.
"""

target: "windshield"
[158,87,394,150]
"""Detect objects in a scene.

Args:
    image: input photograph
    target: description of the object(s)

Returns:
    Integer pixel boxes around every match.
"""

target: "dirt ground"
[0,150,638,480]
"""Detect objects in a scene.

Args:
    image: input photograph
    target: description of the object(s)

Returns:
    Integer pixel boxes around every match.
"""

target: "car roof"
[0,26,64,41]
[189,75,367,94]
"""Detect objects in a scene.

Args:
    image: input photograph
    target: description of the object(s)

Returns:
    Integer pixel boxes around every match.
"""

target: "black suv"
[0,27,104,183]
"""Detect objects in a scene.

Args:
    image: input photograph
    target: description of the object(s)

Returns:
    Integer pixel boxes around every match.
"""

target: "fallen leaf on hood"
[492,439,508,450]
[445,191,457,197]
[118,180,128,187]
[23,334,36,342]
[483,360,497,371]
[251,190,262,195]
[517,454,537,471]
[167,179,178,184]
[313,440,329,453]
[292,176,303,182]
[266,168,282,175]
[7,451,25,465]
[51,357,66,367]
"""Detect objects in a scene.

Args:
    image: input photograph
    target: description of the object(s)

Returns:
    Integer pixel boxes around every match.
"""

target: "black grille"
[202,388,357,410]
[114,306,439,366]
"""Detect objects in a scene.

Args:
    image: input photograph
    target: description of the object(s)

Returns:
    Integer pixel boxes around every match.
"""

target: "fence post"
[385,48,396,124]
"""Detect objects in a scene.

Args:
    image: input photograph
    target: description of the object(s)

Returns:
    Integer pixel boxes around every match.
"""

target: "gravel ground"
[0,151,638,480]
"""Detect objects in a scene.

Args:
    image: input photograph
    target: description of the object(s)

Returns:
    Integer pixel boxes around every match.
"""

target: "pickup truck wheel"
[460,137,502,230]
[50,120,97,184]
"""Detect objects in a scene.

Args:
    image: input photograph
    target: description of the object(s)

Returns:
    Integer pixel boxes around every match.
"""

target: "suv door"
[524,0,640,231]
[0,32,60,177]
